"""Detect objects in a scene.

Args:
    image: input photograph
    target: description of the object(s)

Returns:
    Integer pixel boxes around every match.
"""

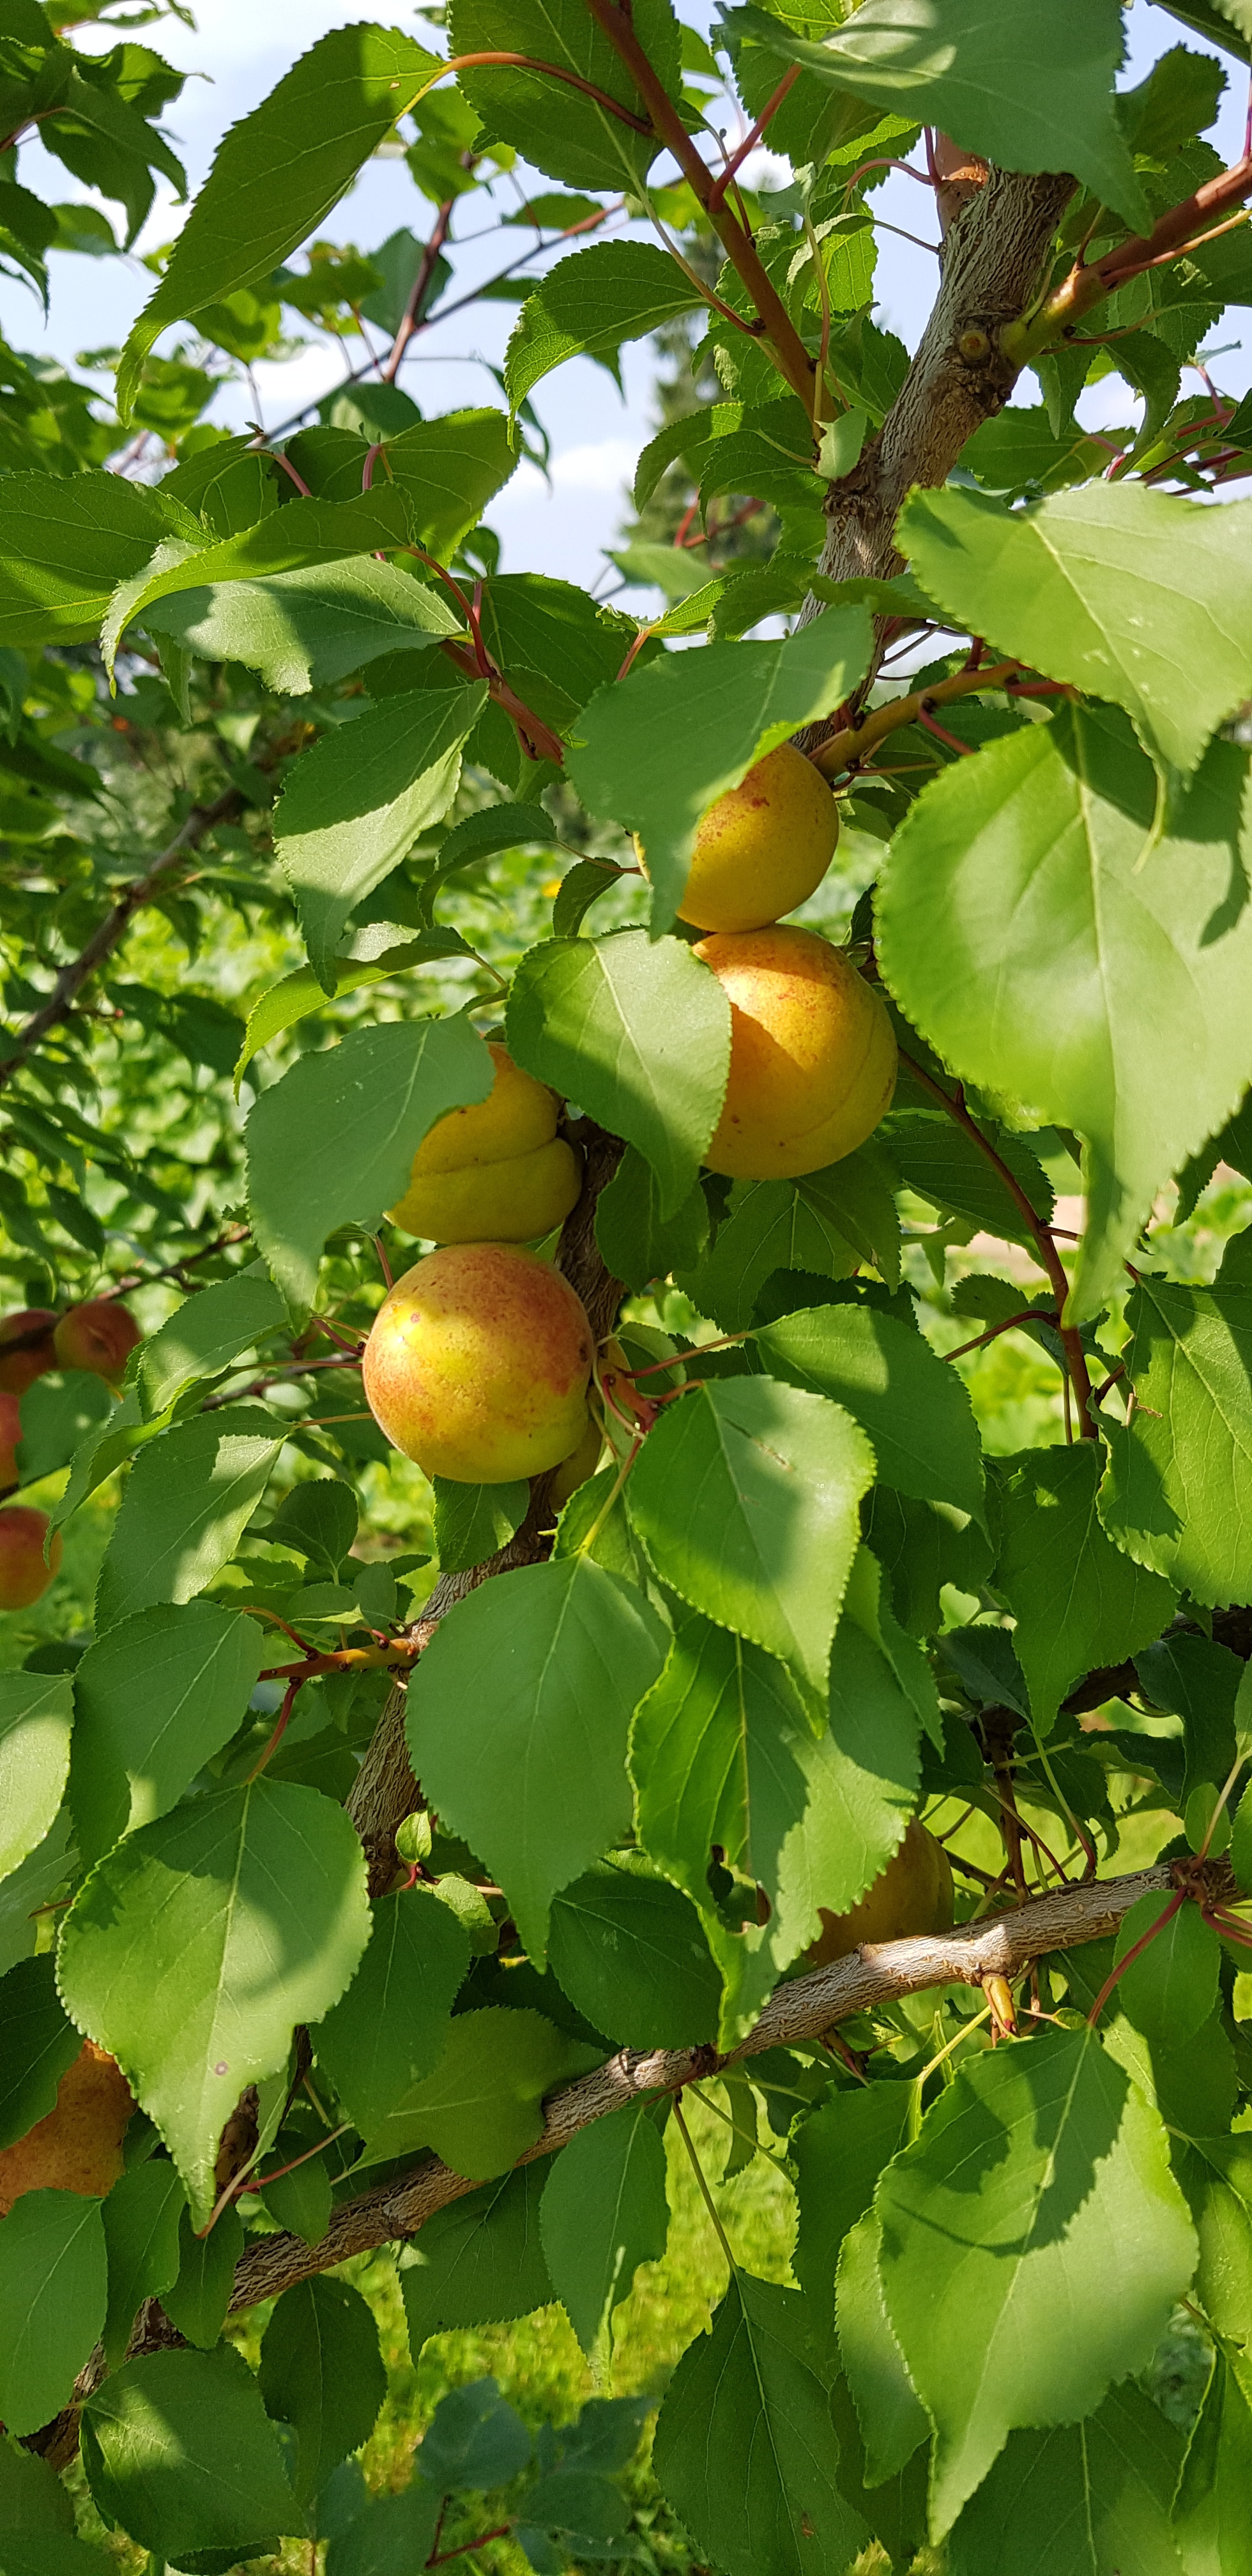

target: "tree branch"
[190,1859,1242,2330]
[1004,153,1252,361]
[0,784,244,1092]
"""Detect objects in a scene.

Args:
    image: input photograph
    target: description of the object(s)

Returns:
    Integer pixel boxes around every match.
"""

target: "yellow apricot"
[0,2042,133,2215]
[636,744,838,933]
[696,924,896,1179]
[362,1243,594,1484]
[549,1414,605,1509]
[392,1137,581,1246]
[803,1820,954,1969]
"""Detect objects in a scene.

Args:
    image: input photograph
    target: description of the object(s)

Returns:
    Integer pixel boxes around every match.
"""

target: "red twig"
[1086,1891,1186,2025]
[708,66,800,210]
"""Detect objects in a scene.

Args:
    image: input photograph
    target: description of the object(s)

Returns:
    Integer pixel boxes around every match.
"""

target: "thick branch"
[213,1860,1237,2324]
[1005,153,1252,358]
[0,783,243,1091]
[809,164,1075,599]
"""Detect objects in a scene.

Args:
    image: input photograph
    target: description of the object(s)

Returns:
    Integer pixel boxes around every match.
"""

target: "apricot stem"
[673,2093,740,2278]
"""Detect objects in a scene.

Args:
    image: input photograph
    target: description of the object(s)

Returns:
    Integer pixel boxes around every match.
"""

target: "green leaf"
[678,1179,860,1331]
[0,1673,72,1885]
[0,2423,78,2538]
[731,0,1148,228]
[507,931,731,1220]
[627,1377,874,1705]
[100,2156,186,2369]
[70,1600,266,1864]
[882,1107,1053,1246]
[267,1478,360,1575]
[12,1373,115,1489]
[546,1859,721,2047]
[756,1300,985,1527]
[409,1556,669,1961]
[399,2163,553,2350]
[877,712,1252,1318]
[447,0,678,194]
[94,1408,286,1632]
[246,1015,494,1315]
[275,684,485,989]
[58,1779,370,2225]
[1099,1270,1252,1605]
[233,939,465,1094]
[313,1885,470,2140]
[1172,2349,1252,2576]
[505,241,701,410]
[137,1266,287,1417]
[0,1816,74,1984]
[326,2483,441,2576]
[259,2278,386,2509]
[566,613,871,934]
[432,1474,530,1574]
[994,1445,1178,1732]
[0,1957,80,2150]
[161,2198,243,2350]
[0,2191,107,2437]
[383,410,519,560]
[417,2379,533,2489]
[81,2345,298,2559]
[945,2379,1186,2576]
[632,1606,920,2042]
[142,553,460,696]
[355,2006,592,2178]
[898,482,1252,789]
[1172,2129,1252,2347]
[540,2103,669,2357]
[0,472,192,645]
[836,2212,929,2485]
[653,2273,869,2576]
[594,1146,710,1291]
[117,26,438,418]
[1112,1889,1220,2043]
[793,2083,912,2364]
[104,488,418,672]
[877,2025,1198,2536]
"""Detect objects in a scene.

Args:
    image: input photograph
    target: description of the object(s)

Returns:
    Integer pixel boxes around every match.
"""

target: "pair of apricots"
[365,745,896,1491]
[0,1298,141,1611]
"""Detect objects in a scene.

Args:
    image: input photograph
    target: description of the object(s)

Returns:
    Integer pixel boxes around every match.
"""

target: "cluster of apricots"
[363,747,896,1495]
[0,1295,139,1611]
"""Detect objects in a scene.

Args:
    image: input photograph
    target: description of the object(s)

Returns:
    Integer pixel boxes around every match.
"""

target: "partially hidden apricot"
[803,1820,954,1969]
[0,2041,134,2215]
[363,1243,594,1484]
[53,1299,141,1383]
[0,1308,56,1395]
[389,1042,581,1244]
[0,1392,20,1489]
[549,1413,604,1508]
[696,924,897,1179]
[0,1505,61,1609]
[637,743,839,932]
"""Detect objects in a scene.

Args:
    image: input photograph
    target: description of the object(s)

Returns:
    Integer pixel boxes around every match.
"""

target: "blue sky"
[3,0,1248,597]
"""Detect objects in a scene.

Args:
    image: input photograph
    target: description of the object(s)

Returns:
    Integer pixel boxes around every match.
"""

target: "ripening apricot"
[696,924,896,1179]
[637,744,839,933]
[803,1820,954,1969]
[0,1308,56,1395]
[363,1243,594,1483]
[53,1299,141,1383]
[389,1043,581,1244]
[0,1505,61,1609]
[549,1413,604,1508]
[0,1392,20,1489]
[0,2041,134,2215]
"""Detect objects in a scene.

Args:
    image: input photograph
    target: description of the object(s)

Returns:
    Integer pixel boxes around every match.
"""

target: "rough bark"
[175,1858,1250,2326]
[813,164,1075,598]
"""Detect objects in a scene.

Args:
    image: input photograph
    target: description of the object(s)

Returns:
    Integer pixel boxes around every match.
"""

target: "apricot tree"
[2,0,1252,2568]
